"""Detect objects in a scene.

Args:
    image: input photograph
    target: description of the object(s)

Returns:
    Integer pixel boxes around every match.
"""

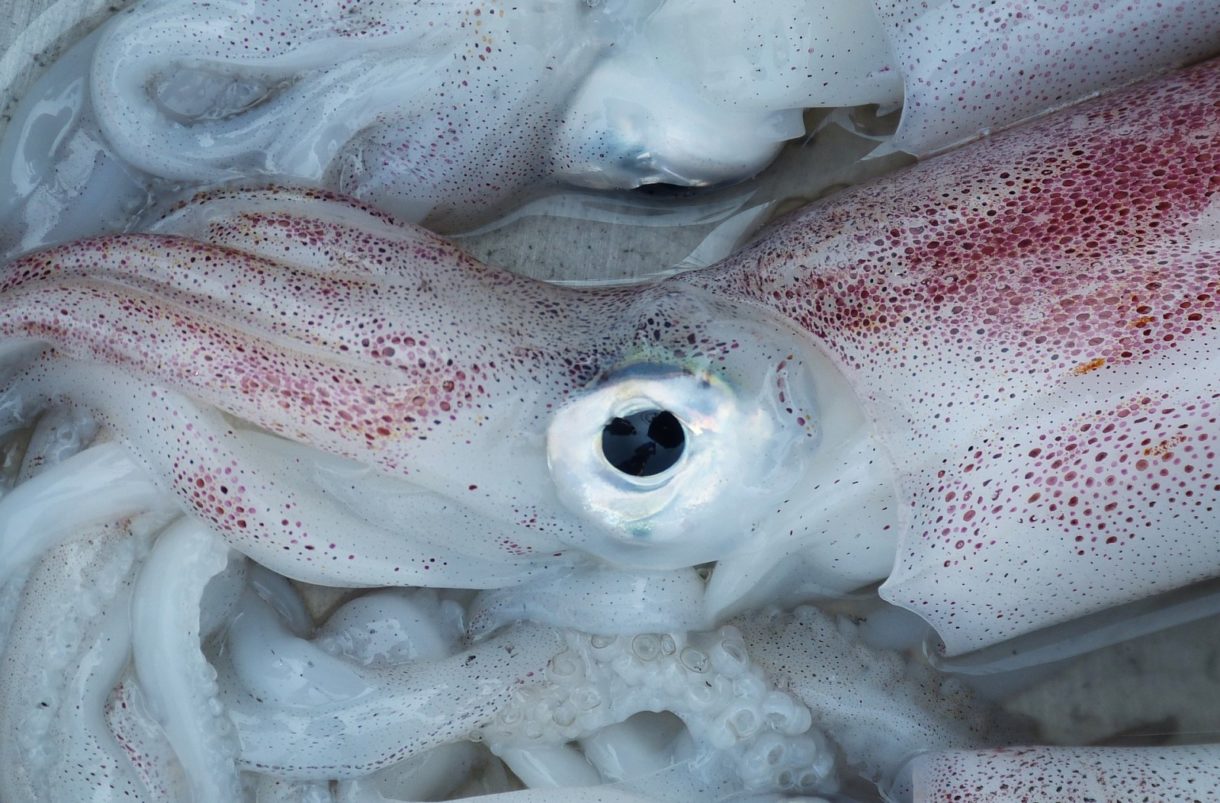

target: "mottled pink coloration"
[912,744,1220,802]
[690,59,1220,653]
[3,61,1219,650]
[0,186,759,585]
[106,681,179,799]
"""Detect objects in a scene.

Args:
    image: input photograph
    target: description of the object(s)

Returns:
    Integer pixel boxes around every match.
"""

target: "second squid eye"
[600,409,686,477]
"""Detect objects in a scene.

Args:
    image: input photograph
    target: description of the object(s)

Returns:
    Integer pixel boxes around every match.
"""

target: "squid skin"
[76,0,1220,196]
[3,57,1220,803]
[909,745,1220,802]
[3,0,1219,254]
[873,0,1220,156]
[686,57,1220,655]
[0,182,870,602]
[4,60,1220,646]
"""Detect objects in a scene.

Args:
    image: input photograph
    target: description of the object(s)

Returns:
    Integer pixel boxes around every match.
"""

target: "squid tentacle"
[468,567,708,637]
[0,440,168,586]
[215,606,566,778]
[0,397,100,648]
[738,606,1006,788]
[0,522,154,800]
[334,741,505,802]
[130,517,243,802]
[480,626,834,798]
[0,354,570,587]
[15,405,98,483]
[148,185,460,275]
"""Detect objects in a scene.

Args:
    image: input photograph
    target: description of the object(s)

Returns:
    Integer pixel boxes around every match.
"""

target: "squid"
[1,49,1220,799]
[2,0,1219,256]
[1,505,996,800]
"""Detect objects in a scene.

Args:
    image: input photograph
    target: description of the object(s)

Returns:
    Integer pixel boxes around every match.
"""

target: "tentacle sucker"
[737,606,1006,788]
[480,626,835,798]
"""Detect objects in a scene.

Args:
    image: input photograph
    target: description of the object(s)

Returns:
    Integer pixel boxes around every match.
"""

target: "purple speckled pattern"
[913,744,1220,802]
[687,59,1220,654]
[0,184,765,587]
[6,62,1220,646]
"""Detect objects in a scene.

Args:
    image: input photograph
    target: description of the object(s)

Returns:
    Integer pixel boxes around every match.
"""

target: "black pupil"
[600,409,685,477]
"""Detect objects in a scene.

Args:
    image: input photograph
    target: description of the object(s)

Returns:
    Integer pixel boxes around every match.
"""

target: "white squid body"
[1,0,1218,252]
[2,58,1220,799]
[1,2,1220,802]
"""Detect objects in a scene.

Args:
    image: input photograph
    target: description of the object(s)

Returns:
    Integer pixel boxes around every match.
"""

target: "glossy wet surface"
[2,2,1219,798]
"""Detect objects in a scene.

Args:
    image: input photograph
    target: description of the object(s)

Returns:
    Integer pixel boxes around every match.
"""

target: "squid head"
[0,186,893,604]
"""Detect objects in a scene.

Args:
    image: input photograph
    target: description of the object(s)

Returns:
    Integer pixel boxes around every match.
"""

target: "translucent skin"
[3,60,1220,644]
[0,184,840,595]
[2,60,1220,802]
[689,59,1220,655]
[83,0,1220,212]
[85,0,898,228]
[911,745,1220,802]
[3,0,1217,258]
[875,0,1220,155]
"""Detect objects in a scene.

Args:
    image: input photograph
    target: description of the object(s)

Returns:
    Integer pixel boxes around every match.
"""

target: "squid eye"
[600,409,685,477]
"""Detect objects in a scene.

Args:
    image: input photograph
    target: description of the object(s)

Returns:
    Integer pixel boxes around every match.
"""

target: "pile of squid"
[2,0,1220,801]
